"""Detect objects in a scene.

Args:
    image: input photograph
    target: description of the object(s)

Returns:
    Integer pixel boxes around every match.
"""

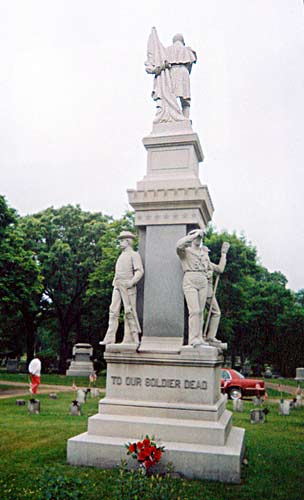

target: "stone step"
[99,394,227,421]
[67,425,245,483]
[87,410,232,446]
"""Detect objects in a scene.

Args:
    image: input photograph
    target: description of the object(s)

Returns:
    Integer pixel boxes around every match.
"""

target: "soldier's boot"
[188,311,209,347]
[99,313,118,345]
[125,310,140,345]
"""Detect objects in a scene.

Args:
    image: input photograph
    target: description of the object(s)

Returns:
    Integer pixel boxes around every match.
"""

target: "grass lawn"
[0,372,106,388]
[265,378,299,388]
[0,392,303,500]
[0,385,12,392]
[265,387,292,399]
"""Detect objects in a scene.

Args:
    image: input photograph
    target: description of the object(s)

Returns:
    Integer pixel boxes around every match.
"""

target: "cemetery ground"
[0,386,303,500]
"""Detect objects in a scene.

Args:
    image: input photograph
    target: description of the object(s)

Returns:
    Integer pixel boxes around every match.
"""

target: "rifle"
[203,241,230,337]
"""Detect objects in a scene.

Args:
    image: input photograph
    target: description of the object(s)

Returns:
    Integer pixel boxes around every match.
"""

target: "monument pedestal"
[67,345,245,482]
[66,343,94,377]
[67,120,245,482]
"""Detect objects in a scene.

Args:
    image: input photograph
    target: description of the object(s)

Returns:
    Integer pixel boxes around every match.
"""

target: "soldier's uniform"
[101,234,144,345]
[176,234,210,346]
[177,234,227,346]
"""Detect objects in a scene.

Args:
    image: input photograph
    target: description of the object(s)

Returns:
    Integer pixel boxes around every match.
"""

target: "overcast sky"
[0,1,303,291]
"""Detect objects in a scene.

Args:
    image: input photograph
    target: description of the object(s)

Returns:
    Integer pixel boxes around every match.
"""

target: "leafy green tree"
[204,226,302,374]
[84,211,136,346]
[295,289,304,307]
[0,196,43,361]
[20,205,112,372]
[275,306,304,376]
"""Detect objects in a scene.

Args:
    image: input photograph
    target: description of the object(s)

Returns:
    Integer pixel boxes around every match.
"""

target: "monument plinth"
[67,27,245,483]
[66,343,94,377]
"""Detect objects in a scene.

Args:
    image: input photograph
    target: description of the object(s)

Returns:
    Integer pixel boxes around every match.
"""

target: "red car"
[221,368,265,400]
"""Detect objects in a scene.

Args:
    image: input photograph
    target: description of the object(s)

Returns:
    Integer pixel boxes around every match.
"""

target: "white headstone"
[76,389,86,404]
[233,399,244,412]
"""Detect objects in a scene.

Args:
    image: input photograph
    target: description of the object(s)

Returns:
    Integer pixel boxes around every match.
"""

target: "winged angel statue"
[145,28,197,123]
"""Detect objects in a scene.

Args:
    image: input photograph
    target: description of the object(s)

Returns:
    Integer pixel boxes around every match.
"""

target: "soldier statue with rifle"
[176,229,229,348]
[100,231,144,346]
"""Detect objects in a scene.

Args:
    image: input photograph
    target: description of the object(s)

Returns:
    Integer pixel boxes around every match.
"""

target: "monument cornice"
[104,351,223,368]
[143,131,204,162]
[128,185,214,211]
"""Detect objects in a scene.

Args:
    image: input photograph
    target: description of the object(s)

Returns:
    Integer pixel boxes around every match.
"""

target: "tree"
[204,226,302,374]
[0,196,43,361]
[84,211,136,345]
[20,205,113,372]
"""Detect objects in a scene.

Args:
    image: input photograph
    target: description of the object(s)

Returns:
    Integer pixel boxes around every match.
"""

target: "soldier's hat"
[118,231,135,240]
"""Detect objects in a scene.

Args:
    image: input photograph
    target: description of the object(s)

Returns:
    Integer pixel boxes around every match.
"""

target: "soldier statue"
[100,231,144,346]
[176,229,229,347]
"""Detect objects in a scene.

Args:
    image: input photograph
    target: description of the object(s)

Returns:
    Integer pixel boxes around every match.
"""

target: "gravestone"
[16,399,26,406]
[6,359,18,373]
[69,401,81,416]
[76,389,86,404]
[28,399,40,414]
[49,393,57,399]
[91,388,100,398]
[295,367,304,381]
[295,395,302,408]
[250,409,265,424]
[252,396,263,407]
[278,400,290,416]
[67,28,245,483]
[233,399,244,412]
[66,343,94,377]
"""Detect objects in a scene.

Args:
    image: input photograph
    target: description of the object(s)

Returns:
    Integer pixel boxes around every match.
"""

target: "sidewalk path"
[0,380,105,399]
[265,382,297,395]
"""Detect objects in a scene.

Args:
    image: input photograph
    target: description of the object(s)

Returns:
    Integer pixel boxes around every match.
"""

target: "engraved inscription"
[110,376,207,390]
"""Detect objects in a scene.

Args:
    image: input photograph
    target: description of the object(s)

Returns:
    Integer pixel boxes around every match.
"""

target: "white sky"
[0,0,303,291]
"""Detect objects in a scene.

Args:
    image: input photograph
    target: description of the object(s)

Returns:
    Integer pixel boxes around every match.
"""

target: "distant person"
[28,356,41,395]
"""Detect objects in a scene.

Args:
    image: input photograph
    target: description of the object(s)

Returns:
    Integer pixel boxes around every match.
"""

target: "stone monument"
[66,343,94,377]
[67,28,245,482]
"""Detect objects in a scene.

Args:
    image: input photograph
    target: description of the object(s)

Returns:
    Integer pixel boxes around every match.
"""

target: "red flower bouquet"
[125,435,165,471]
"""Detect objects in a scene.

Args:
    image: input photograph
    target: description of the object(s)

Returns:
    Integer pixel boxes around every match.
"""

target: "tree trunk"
[75,313,85,343]
[58,328,69,374]
[22,310,36,366]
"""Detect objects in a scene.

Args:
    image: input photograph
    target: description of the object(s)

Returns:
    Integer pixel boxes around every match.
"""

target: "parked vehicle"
[221,368,265,400]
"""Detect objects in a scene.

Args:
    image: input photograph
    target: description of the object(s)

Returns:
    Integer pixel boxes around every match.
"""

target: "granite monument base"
[66,361,94,377]
[66,343,94,377]
[67,344,245,483]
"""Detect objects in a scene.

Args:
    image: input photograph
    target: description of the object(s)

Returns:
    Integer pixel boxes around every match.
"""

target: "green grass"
[264,378,299,387]
[0,384,12,392]
[0,393,303,500]
[0,372,106,388]
[265,387,292,399]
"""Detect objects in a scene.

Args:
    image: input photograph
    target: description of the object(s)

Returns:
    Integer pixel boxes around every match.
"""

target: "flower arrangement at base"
[125,435,165,472]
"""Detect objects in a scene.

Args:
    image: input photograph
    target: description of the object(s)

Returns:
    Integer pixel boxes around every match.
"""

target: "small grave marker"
[278,400,290,416]
[252,396,263,407]
[69,400,81,416]
[28,399,40,414]
[76,389,86,403]
[233,399,244,412]
[250,408,265,424]
[91,388,100,398]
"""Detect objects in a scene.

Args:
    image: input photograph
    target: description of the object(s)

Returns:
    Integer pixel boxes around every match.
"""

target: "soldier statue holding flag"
[145,27,196,122]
